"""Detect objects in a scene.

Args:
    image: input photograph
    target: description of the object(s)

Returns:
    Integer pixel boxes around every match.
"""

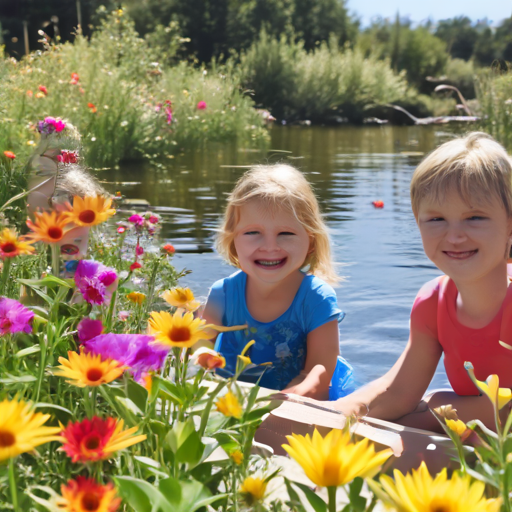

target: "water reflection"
[113,125,462,389]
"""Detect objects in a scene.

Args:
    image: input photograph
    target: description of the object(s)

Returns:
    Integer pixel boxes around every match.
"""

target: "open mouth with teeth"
[255,258,287,269]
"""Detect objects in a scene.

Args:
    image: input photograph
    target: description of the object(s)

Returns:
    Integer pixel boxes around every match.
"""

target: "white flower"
[275,342,290,359]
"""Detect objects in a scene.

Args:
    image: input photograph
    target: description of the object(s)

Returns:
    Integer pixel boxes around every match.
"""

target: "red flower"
[372,200,384,208]
[88,103,97,113]
[130,262,142,271]
[148,215,159,224]
[70,72,79,85]
[197,101,207,110]
[57,150,78,164]
[61,477,121,512]
[38,85,48,95]
[161,244,175,255]
[117,226,126,234]
[60,416,146,463]
[3,151,15,160]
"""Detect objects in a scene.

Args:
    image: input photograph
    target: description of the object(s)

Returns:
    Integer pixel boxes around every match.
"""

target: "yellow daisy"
[0,397,61,461]
[63,196,116,227]
[240,477,267,505]
[0,228,35,259]
[162,287,200,312]
[55,350,125,387]
[215,391,243,419]
[26,210,71,244]
[230,449,244,465]
[283,428,393,488]
[371,461,500,512]
[126,291,146,304]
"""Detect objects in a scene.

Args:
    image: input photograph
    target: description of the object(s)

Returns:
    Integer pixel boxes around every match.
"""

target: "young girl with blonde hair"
[203,164,343,398]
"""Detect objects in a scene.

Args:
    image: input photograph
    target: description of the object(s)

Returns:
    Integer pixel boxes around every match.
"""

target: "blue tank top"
[207,270,343,390]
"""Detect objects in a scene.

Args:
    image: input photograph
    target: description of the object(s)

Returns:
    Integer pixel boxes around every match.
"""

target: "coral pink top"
[410,268,512,395]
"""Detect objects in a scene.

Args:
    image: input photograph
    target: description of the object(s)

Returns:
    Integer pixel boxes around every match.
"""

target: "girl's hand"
[282,365,331,400]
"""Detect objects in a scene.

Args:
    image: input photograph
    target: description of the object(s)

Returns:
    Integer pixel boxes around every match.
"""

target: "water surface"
[114,125,464,389]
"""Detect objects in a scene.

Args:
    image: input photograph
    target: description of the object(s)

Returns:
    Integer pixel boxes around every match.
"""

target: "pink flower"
[38,117,66,134]
[117,226,126,234]
[197,101,207,110]
[0,298,34,335]
[148,216,159,224]
[118,311,130,321]
[70,72,79,85]
[130,262,142,271]
[128,214,144,226]
[74,260,118,305]
[135,245,144,256]
[77,318,104,343]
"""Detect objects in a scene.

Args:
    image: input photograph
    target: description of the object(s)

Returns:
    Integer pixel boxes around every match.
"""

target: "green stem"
[0,257,12,296]
[51,243,60,277]
[32,334,47,402]
[9,458,19,512]
[327,486,337,512]
[145,256,163,313]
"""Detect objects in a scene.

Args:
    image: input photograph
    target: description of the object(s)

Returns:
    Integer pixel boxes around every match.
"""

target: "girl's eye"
[279,232,295,236]
[428,217,444,222]
[244,231,259,235]
[468,216,486,221]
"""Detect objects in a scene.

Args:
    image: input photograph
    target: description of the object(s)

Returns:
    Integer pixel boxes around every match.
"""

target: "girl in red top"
[334,132,512,432]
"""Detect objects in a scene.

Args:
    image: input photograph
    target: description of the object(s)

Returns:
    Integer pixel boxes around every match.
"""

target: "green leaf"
[34,402,73,416]
[292,482,328,512]
[166,420,205,466]
[127,379,148,412]
[134,456,161,469]
[348,477,367,511]
[15,345,41,358]
[18,276,74,289]
[115,476,167,512]
[0,373,37,384]
[284,478,307,512]
[116,396,144,416]
[157,377,185,405]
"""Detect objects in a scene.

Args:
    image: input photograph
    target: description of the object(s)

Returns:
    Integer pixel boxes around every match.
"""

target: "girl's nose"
[445,223,467,244]
[261,234,279,251]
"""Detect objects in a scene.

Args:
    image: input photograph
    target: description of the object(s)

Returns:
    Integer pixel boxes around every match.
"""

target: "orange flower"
[0,228,35,259]
[70,72,80,85]
[26,211,71,243]
[26,90,33,97]
[60,477,121,512]
[3,151,15,160]
[60,416,146,463]
[192,347,226,370]
[88,103,97,113]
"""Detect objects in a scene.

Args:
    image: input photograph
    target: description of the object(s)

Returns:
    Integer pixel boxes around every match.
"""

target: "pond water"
[113,125,465,390]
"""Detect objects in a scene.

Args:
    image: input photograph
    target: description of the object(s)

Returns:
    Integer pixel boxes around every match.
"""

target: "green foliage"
[240,31,411,122]
[435,16,479,61]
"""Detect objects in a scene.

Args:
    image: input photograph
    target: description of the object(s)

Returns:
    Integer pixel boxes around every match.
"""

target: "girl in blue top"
[202,164,343,399]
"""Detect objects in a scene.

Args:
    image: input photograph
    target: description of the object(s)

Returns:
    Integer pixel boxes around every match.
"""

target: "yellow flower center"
[0,430,15,447]
[79,210,96,224]
[48,226,63,240]
[177,290,188,301]
[81,492,101,511]
[87,368,104,382]
[1,242,16,253]
[169,326,191,342]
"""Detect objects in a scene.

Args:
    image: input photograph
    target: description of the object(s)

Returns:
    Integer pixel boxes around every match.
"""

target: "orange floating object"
[372,200,384,208]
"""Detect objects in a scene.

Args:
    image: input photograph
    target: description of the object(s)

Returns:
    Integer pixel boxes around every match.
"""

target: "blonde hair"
[216,164,340,284]
[411,132,512,217]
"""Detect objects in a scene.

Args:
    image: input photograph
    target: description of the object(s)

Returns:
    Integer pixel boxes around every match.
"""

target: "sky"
[349,0,511,26]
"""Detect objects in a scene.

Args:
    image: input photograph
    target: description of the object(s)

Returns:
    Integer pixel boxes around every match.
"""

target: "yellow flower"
[127,291,146,304]
[283,429,393,488]
[0,397,61,461]
[162,287,200,312]
[55,350,125,387]
[240,477,267,504]
[216,391,243,419]
[238,339,255,366]
[445,418,469,438]
[230,449,244,465]
[464,363,512,410]
[148,310,246,349]
[0,228,35,259]
[433,404,459,421]
[372,461,500,512]
[63,196,116,227]
[192,347,226,369]
[26,211,71,244]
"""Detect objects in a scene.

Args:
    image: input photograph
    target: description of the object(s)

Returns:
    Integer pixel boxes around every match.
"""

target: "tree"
[435,16,478,61]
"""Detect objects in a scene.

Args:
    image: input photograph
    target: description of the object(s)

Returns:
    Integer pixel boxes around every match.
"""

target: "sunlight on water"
[115,125,466,389]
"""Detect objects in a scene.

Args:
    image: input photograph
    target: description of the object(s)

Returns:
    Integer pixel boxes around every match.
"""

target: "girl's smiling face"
[417,188,512,284]
[233,199,311,285]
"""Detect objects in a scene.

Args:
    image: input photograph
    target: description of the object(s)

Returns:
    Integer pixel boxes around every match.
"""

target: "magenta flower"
[83,333,169,381]
[74,260,117,305]
[135,245,144,256]
[197,101,207,110]
[37,116,66,134]
[128,214,144,226]
[148,216,159,224]
[0,298,34,335]
[77,318,103,343]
